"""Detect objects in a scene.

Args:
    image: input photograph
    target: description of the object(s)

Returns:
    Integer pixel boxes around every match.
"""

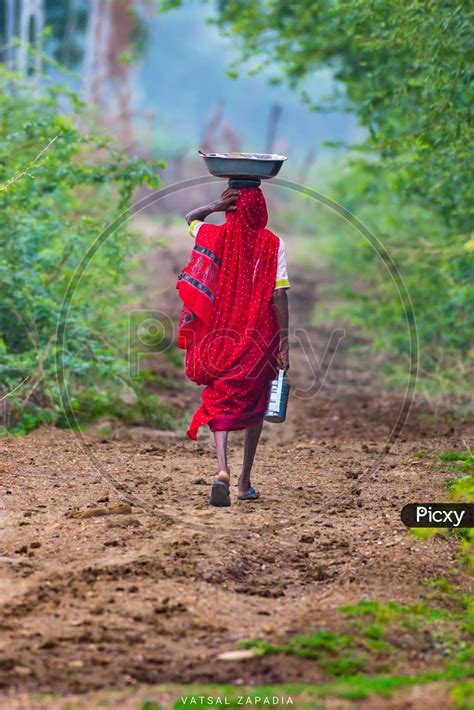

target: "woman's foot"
[237,485,260,501]
[237,476,260,500]
[216,470,230,485]
[210,470,231,507]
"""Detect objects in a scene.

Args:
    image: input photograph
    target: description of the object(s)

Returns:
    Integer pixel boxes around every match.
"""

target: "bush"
[0,68,172,433]
[278,160,474,398]
[198,0,474,400]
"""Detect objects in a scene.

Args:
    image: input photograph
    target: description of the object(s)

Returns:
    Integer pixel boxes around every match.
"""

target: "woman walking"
[176,187,290,506]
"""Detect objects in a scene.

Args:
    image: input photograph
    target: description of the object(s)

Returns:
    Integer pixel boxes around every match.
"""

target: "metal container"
[265,369,290,423]
[199,151,287,180]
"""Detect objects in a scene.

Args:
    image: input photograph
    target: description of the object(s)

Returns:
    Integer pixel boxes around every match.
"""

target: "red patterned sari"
[177,188,279,440]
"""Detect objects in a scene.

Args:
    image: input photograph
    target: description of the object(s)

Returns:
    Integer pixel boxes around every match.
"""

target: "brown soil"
[0,226,471,709]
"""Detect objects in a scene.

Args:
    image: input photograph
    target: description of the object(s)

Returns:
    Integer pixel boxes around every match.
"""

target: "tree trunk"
[83,0,111,109]
[107,0,137,146]
[33,0,44,93]
[83,0,142,147]
[17,0,32,75]
[61,0,79,66]
[17,0,44,91]
[5,0,16,70]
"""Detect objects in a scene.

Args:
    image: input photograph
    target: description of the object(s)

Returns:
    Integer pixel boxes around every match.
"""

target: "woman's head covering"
[226,188,268,231]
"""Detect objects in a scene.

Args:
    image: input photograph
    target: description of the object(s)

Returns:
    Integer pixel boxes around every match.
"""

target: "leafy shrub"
[189,0,474,399]
[0,67,174,433]
[410,451,473,568]
[278,161,473,397]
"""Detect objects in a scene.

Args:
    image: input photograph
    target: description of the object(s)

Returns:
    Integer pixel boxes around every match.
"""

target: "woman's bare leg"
[214,431,230,484]
[237,419,264,495]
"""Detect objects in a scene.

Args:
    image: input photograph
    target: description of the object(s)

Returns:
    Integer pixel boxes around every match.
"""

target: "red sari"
[177,188,279,440]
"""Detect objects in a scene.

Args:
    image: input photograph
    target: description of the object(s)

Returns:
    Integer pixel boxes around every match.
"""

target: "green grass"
[22,673,474,710]
[238,629,364,676]
[133,668,474,707]
[23,654,474,709]
[435,452,474,496]
[438,451,474,467]
[432,451,474,569]
[450,680,474,710]
[408,451,474,569]
[362,623,385,640]
[425,578,456,593]
[233,590,473,708]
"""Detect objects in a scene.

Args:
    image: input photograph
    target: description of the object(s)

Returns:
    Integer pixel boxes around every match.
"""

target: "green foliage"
[340,599,402,622]
[451,680,474,710]
[0,68,176,433]
[283,162,474,394]
[340,598,464,629]
[25,674,474,709]
[240,630,365,676]
[212,0,473,230]
[412,450,473,565]
[237,593,472,706]
[193,0,474,393]
[0,2,151,69]
[438,451,474,477]
[434,451,474,566]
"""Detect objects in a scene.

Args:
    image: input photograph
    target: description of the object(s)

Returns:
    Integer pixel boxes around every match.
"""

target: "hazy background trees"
[203,0,473,393]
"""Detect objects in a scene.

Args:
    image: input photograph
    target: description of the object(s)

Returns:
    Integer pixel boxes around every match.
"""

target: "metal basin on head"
[199,151,287,180]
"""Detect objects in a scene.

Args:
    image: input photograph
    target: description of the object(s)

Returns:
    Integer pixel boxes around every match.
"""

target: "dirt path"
[0,229,471,709]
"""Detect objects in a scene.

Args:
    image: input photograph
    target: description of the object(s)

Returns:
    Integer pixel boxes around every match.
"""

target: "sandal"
[238,485,260,501]
[210,480,231,507]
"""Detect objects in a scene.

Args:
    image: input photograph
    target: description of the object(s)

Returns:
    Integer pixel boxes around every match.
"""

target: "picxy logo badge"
[401,503,473,528]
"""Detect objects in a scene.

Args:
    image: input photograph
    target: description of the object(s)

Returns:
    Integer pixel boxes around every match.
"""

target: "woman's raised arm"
[185,188,240,224]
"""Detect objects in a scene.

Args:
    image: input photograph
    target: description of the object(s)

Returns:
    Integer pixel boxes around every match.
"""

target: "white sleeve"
[275,238,290,289]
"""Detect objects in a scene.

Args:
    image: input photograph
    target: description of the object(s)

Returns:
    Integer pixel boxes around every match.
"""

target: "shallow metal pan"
[199,151,287,180]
